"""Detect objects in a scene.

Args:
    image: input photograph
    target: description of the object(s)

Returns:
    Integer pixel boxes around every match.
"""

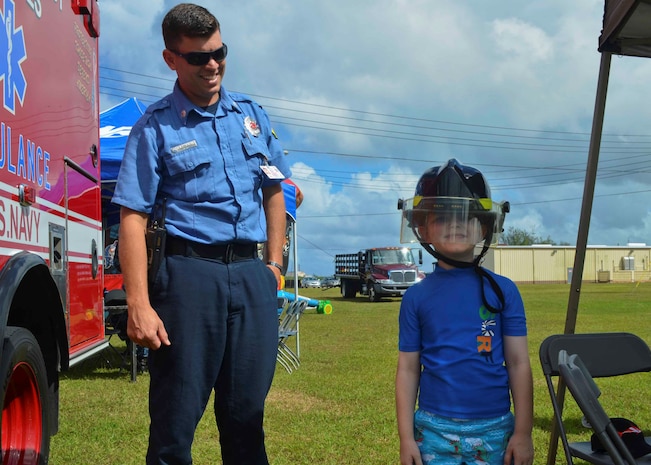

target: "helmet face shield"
[400,196,505,248]
[399,159,508,264]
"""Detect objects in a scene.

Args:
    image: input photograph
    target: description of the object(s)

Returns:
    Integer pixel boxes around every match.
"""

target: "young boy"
[395,159,534,465]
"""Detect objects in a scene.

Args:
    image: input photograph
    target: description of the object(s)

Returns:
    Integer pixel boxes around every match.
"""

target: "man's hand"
[127,303,171,350]
[119,207,171,350]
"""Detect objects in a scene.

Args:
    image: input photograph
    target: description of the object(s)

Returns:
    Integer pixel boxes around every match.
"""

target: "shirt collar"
[170,82,241,124]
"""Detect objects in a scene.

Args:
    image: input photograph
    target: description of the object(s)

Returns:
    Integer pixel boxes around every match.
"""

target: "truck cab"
[361,248,424,301]
[335,247,425,301]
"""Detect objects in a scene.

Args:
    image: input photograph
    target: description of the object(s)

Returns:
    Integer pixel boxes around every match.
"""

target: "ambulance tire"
[1,326,50,465]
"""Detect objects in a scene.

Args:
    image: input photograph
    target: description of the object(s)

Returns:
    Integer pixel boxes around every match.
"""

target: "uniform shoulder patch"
[147,98,171,113]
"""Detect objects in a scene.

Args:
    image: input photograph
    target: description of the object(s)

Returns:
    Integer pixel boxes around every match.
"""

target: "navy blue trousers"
[145,254,278,465]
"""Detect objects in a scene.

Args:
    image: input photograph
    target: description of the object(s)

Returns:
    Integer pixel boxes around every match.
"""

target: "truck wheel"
[368,284,380,302]
[1,327,50,465]
[341,280,356,299]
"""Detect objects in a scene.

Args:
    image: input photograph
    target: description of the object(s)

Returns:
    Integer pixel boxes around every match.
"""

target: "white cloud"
[492,18,554,61]
[99,0,651,275]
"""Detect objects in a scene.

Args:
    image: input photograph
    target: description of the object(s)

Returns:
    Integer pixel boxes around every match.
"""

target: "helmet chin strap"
[420,231,505,313]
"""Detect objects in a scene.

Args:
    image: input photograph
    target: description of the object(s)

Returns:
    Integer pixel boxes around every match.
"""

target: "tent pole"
[545,51,612,465]
[292,219,300,358]
[565,51,611,335]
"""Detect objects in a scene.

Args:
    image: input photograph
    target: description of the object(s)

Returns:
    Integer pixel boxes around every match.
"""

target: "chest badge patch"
[244,116,261,137]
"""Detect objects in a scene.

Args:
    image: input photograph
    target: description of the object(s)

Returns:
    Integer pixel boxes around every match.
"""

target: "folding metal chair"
[540,333,651,465]
[558,350,651,465]
[277,299,308,373]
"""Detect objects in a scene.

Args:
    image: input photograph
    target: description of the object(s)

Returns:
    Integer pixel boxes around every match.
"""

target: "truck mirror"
[418,249,423,265]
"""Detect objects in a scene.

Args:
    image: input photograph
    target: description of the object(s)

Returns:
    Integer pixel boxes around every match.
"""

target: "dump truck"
[334,247,425,301]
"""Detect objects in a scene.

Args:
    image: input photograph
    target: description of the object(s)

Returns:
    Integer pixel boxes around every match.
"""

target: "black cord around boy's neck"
[423,243,505,314]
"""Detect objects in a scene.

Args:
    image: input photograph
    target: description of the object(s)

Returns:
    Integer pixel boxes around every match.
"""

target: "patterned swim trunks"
[414,409,514,465]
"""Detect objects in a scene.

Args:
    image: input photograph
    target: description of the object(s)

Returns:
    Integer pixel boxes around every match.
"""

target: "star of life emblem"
[244,116,261,137]
[0,0,27,114]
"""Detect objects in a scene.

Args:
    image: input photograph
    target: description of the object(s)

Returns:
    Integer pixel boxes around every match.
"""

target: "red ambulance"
[0,1,103,463]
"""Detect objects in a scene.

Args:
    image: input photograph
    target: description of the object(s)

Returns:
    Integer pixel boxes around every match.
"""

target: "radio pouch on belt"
[146,200,167,285]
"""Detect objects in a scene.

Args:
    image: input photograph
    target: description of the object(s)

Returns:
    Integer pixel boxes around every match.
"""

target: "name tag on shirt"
[261,165,285,180]
[171,140,198,153]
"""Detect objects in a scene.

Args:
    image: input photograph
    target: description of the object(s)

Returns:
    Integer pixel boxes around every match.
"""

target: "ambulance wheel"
[1,326,50,465]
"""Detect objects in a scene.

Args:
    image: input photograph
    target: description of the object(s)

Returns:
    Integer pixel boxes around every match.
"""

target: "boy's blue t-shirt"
[398,266,527,419]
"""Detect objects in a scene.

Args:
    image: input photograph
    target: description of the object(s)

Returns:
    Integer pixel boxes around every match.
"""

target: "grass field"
[50,282,651,464]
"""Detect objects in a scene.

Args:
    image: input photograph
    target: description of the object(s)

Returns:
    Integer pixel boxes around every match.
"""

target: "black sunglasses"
[170,43,228,66]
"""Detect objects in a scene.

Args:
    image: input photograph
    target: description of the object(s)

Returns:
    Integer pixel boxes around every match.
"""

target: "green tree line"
[502,227,570,246]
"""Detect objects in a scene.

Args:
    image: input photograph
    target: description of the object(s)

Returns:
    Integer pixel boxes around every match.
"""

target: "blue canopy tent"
[100,97,147,230]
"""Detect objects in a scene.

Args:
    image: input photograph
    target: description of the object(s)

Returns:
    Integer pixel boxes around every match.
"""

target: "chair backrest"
[540,332,651,379]
[278,299,308,335]
[277,298,296,327]
[104,288,127,307]
[558,350,639,465]
[277,296,289,314]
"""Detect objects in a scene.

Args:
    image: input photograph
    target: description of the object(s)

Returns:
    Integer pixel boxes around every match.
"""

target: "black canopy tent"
[565,0,651,341]
[547,2,651,464]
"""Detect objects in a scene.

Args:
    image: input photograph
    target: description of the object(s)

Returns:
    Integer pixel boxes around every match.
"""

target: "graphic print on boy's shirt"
[477,304,496,364]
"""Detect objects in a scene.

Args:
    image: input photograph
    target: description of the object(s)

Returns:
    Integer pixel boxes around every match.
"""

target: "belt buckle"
[224,244,235,263]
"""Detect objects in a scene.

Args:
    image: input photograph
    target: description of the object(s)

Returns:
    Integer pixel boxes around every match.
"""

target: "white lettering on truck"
[0,122,51,189]
[25,0,64,19]
[0,199,41,242]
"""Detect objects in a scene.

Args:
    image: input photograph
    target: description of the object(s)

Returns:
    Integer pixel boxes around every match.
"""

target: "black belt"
[166,236,257,263]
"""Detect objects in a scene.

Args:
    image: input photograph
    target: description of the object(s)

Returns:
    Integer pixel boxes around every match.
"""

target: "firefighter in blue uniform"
[112,4,290,464]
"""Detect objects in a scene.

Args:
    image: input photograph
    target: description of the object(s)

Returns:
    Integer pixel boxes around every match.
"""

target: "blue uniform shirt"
[112,83,291,244]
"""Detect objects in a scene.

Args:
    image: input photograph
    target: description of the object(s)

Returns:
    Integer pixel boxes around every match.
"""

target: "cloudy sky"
[99,0,651,277]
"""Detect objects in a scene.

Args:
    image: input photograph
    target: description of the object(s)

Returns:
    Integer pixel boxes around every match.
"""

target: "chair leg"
[105,333,141,381]
[279,342,300,369]
[277,350,293,373]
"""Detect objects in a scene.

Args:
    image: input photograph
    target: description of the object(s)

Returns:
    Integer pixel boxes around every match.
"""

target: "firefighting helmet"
[399,159,508,248]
